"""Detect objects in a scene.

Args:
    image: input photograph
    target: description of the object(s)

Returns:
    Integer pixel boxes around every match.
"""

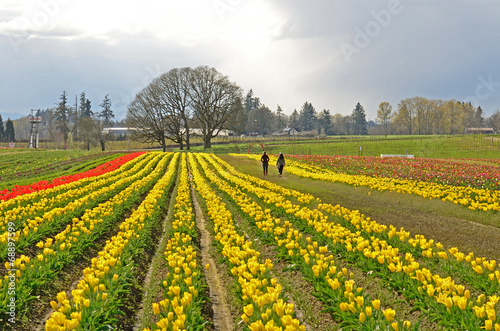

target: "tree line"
[125,66,372,151]
[376,97,500,135]
[22,92,116,150]
[10,66,500,149]
[239,95,500,136]
[125,66,499,151]
[239,93,370,136]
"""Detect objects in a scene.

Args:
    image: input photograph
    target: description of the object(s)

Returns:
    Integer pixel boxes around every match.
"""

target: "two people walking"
[261,151,285,176]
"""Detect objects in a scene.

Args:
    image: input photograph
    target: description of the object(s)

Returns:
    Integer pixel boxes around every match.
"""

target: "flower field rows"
[0,151,145,201]
[235,154,500,213]
[144,153,208,331]
[203,154,499,330]
[0,151,100,181]
[286,155,500,191]
[0,151,498,330]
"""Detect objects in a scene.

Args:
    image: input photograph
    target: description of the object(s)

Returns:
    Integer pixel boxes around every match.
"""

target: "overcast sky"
[1,0,500,121]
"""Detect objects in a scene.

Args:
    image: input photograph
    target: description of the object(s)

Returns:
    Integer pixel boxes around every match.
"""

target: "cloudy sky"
[1,0,500,121]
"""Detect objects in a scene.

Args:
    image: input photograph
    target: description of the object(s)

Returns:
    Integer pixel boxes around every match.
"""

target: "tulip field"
[0,151,499,330]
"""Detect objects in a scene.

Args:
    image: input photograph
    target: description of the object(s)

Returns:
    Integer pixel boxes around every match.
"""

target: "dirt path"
[190,183,233,331]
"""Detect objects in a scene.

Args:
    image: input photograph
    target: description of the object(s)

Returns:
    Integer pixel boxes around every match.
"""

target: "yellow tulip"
[152,303,160,315]
[383,308,396,322]
[244,304,254,317]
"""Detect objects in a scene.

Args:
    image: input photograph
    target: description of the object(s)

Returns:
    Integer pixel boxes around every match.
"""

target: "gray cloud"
[1,0,500,121]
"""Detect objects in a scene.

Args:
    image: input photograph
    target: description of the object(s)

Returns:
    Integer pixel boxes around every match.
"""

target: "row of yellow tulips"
[44,153,178,330]
[219,154,499,330]
[317,203,500,289]
[0,152,156,253]
[231,154,500,296]
[189,153,305,331]
[0,152,150,219]
[235,154,500,212]
[0,153,167,320]
[202,153,410,330]
[144,153,207,331]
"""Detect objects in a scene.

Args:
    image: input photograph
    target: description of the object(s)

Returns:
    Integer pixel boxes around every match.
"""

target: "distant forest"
[9,89,500,146]
[233,91,500,136]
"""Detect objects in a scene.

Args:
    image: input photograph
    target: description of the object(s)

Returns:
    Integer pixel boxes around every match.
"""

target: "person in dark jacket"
[276,152,285,176]
[260,151,270,175]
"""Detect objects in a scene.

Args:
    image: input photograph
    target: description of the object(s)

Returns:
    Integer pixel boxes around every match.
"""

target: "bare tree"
[127,85,170,151]
[156,67,192,150]
[189,66,242,149]
[376,102,392,136]
[126,66,242,150]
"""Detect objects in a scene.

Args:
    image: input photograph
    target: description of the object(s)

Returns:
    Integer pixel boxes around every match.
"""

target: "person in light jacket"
[276,152,285,176]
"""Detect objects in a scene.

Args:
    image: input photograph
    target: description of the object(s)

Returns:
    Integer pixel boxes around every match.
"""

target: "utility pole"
[28,109,42,148]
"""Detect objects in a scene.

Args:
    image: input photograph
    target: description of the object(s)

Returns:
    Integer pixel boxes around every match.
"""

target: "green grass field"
[5,134,499,159]
[186,134,500,159]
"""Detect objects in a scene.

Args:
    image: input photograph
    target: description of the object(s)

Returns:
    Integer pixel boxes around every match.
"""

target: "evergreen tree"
[0,115,4,141]
[276,105,286,131]
[289,109,300,129]
[244,89,261,113]
[97,94,115,151]
[55,91,70,148]
[85,99,92,117]
[319,109,332,135]
[473,106,485,127]
[72,94,79,141]
[299,101,316,131]
[245,106,274,135]
[79,92,93,118]
[352,102,368,135]
[5,118,15,142]
[99,94,114,126]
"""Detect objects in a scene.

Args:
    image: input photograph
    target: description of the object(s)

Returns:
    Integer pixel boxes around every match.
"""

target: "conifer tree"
[0,115,4,141]
[352,102,368,135]
[98,94,114,126]
[5,118,15,142]
[55,91,70,148]
[299,102,317,131]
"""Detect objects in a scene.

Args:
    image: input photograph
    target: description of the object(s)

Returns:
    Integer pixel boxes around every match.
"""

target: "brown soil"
[191,184,233,331]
